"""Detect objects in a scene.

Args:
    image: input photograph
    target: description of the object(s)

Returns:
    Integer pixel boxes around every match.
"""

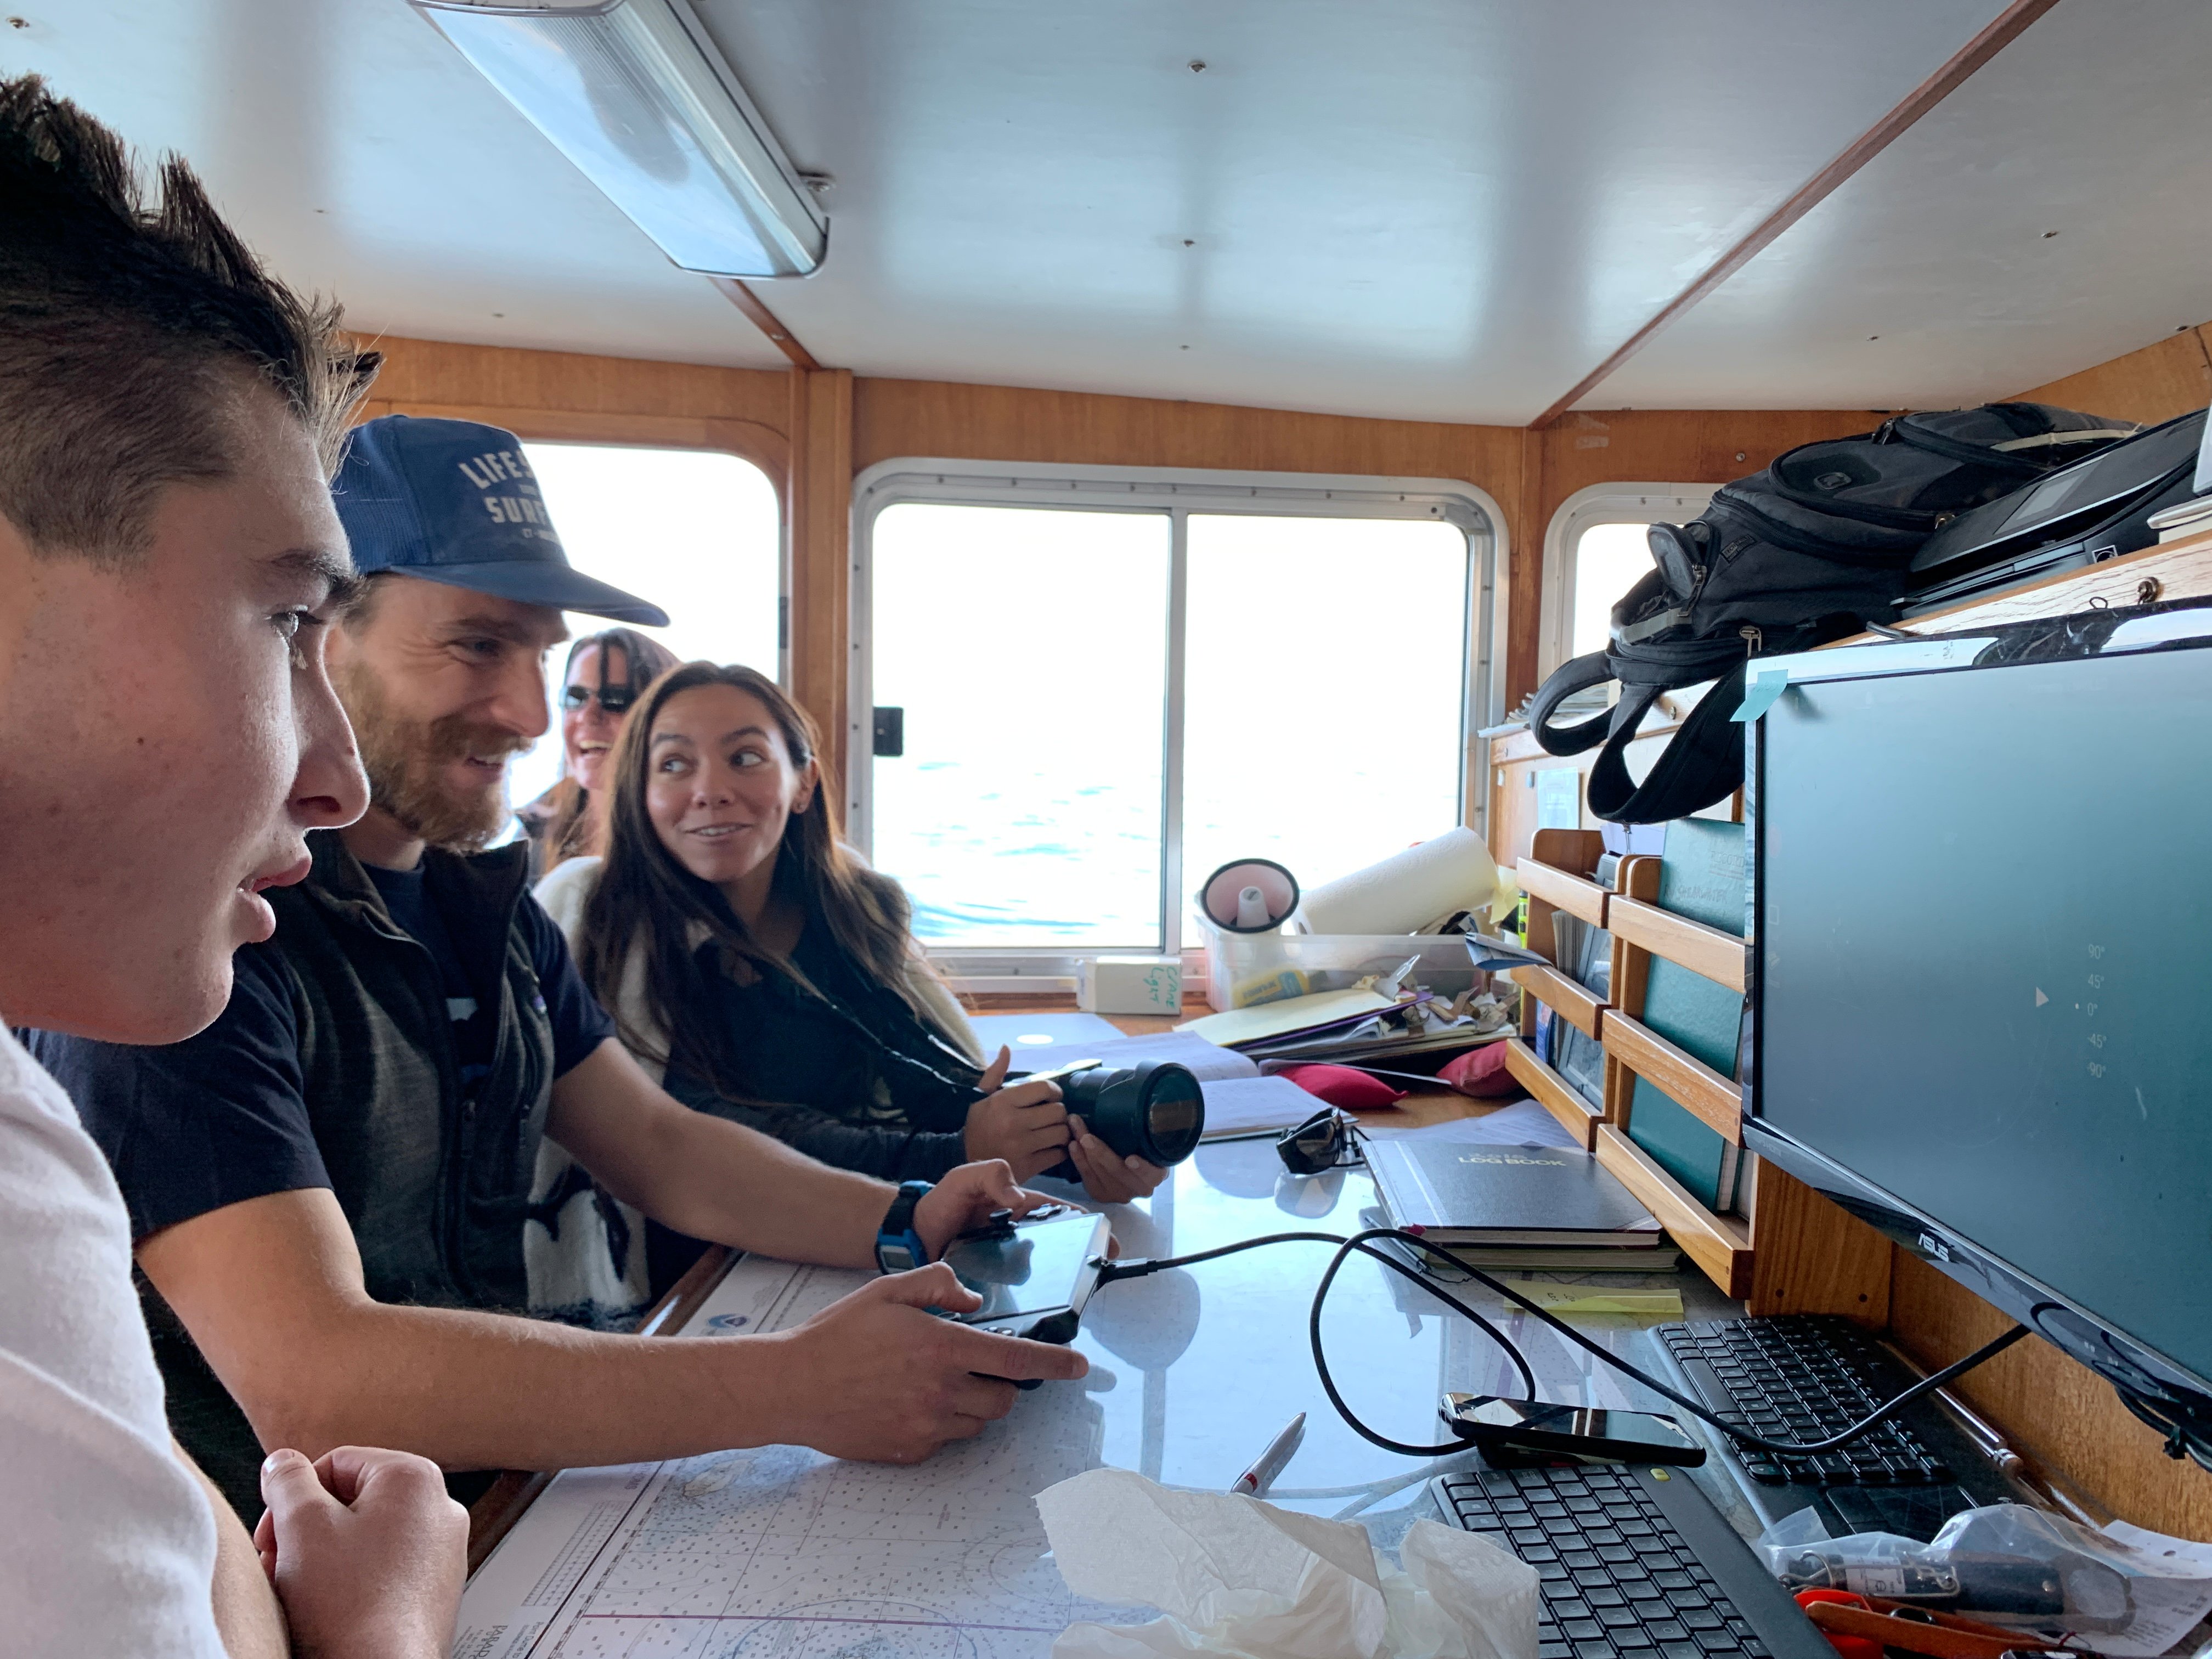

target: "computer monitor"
[1745,602,2212,1465]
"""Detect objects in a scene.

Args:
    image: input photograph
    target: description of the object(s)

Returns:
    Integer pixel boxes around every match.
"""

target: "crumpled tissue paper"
[1036,1467,1539,1659]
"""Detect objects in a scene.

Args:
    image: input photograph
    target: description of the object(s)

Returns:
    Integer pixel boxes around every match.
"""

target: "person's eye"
[731,749,765,769]
[460,637,503,661]
[273,608,331,649]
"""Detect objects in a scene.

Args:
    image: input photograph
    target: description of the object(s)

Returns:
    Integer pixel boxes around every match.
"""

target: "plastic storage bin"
[1197,921,1484,1012]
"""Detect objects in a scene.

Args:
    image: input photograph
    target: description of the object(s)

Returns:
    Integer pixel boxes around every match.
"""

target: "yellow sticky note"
[1518,1288,1684,1318]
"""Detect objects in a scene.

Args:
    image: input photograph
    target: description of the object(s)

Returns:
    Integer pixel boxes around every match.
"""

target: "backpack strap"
[1528,650,1618,756]
[1885,415,2049,476]
[1585,675,1749,823]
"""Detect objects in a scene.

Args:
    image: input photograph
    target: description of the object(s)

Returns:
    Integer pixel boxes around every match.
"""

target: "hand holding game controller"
[765,1267,1089,1463]
[911,1159,1060,1261]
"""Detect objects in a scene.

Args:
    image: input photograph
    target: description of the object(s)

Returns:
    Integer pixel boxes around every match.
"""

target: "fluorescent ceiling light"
[411,0,827,278]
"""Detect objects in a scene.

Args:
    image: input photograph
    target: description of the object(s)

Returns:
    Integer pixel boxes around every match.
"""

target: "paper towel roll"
[1295,827,1498,936]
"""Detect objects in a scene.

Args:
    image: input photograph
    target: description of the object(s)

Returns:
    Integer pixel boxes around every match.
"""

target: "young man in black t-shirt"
[32,414,1082,1516]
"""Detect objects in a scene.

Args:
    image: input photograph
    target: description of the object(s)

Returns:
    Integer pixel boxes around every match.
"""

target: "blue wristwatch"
[874,1180,934,1274]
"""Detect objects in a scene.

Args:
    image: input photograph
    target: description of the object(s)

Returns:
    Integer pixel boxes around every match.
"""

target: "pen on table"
[1228,1412,1306,1498]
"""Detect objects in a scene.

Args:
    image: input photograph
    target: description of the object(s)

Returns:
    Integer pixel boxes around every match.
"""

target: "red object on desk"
[1793,1590,1883,1659]
[1276,1063,1406,1109]
[1436,1042,1519,1096]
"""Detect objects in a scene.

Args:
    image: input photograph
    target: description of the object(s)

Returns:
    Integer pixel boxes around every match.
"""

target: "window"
[506,443,781,810]
[1180,514,1469,939]
[1570,522,1657,660]
[1540,484,1715,680]
[869,504,1169,947]
[854,464,1503,970]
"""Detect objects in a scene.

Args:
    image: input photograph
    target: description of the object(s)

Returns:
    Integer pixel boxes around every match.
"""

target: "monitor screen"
[1751,625,2212,1394]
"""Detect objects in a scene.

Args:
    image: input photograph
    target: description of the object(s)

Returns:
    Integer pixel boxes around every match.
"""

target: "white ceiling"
[1601,0,2212,413]
[10,0,789,370]
[13,2,2210,423]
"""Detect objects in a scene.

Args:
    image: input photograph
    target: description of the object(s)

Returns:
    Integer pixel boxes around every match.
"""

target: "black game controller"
[941,1207,1111,1388]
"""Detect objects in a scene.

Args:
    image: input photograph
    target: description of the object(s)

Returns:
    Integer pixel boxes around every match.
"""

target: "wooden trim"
[1600,1009,1743,1144]
[1516,857,1609,928]
[1601,855,1662,1125]
[788,368,855,792]
[356,401,791,484]
[1595,1125,1754,1299]
[1530,0,2061,427]
[1516,962,1606,1040]
[1528,827,1605,878]
[711,278,822,371]
[466,1470,552,1575]
[1747,1163,1893,1324]
[1504,1037,1602,1148]
[634,1245,737,1338]
[1610,856,1663,1003]
[1605,896,1748,994]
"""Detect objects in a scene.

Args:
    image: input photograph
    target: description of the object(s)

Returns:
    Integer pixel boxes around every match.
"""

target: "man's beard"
[335,661,529,854]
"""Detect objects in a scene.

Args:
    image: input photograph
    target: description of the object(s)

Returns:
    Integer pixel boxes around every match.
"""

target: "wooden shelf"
[1517,856,1609,927]
[1600,1009,1743,1143]
[1503,1037,1602,1148]
[1605,896,1747,994]
[1595,1125,1754,1300]
[1515,961,1606,1040]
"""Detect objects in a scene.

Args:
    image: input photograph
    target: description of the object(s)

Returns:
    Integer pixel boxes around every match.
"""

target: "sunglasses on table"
[1276,1107,1363,1175]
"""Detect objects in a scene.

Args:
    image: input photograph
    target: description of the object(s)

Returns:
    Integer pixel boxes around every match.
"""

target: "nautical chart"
[452,1257,1149,1659]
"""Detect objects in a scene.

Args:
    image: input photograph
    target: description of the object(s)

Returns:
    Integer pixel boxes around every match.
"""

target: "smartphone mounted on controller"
[939,1207,1111,1345]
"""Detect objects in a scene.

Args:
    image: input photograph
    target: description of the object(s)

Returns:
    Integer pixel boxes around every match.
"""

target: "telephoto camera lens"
[1059,1059,1205,1166]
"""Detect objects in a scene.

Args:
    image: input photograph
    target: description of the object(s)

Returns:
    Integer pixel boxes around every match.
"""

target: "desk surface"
[465,1131,1755,1649]
[1047,1137,1745,1531]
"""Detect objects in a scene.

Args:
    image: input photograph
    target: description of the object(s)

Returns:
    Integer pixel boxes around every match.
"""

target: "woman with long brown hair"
[535,662,1165,1243]
[518,627,680,876]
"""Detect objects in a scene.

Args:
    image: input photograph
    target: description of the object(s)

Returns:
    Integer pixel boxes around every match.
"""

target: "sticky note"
[1517,1288,1684,1318]
[1731,669,1790,724]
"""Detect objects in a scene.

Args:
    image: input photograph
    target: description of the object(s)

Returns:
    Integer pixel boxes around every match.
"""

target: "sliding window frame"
[849,460,1508,992]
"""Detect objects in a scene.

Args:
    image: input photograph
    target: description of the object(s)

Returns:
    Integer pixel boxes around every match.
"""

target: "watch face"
[878,1240,922,1274]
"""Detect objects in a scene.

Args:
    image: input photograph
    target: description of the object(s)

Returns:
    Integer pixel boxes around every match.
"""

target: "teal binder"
[1625,819,1747,1211]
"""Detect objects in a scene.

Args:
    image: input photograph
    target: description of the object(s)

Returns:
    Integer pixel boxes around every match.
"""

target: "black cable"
[1100,1228,2032,1461]
[1102,1231,1535,1455]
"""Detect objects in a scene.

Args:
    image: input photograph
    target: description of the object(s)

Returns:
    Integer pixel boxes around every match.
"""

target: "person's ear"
[792,756,820,816]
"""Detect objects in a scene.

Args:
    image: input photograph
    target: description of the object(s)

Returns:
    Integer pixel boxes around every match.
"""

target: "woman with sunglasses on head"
[520,628,681,877]
[536,661,1166,1284]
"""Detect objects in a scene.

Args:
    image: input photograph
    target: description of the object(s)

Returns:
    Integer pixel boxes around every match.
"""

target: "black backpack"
[1527,402,2136,822]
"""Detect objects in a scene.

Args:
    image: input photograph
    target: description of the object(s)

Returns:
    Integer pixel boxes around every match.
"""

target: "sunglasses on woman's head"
[561,684,636,714]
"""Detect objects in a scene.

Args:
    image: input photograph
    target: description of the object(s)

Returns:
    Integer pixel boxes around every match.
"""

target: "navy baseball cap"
[330,415,669,626]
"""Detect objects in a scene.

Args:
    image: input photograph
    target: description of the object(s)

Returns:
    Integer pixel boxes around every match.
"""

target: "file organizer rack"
[1596,858,1754,1299]
[1504,828,1610,1148]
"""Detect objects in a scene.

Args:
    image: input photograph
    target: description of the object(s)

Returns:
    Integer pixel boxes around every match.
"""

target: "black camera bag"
[1527,402,2136,823]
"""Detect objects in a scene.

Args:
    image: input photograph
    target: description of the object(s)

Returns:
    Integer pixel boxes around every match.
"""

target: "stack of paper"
[1177,985,1510,1067]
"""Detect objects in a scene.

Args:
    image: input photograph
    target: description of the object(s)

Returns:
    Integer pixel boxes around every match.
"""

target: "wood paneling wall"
[2015,325,2212,427]
[788,369,854,789]
[360,336,791,475]
[1890,1254,2212,1539]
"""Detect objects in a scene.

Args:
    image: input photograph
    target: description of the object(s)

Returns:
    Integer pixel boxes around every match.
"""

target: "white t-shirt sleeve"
[0,1026,227,1658]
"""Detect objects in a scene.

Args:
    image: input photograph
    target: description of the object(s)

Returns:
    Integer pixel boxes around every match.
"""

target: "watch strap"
[874,1180,934,1274]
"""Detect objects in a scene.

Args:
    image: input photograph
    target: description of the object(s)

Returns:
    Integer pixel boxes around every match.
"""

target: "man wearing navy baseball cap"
[34,414,1085,1517]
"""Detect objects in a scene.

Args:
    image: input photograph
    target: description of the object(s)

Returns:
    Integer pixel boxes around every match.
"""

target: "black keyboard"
[1655,1316,2010,1541]
[1432,1463,1833,1659]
